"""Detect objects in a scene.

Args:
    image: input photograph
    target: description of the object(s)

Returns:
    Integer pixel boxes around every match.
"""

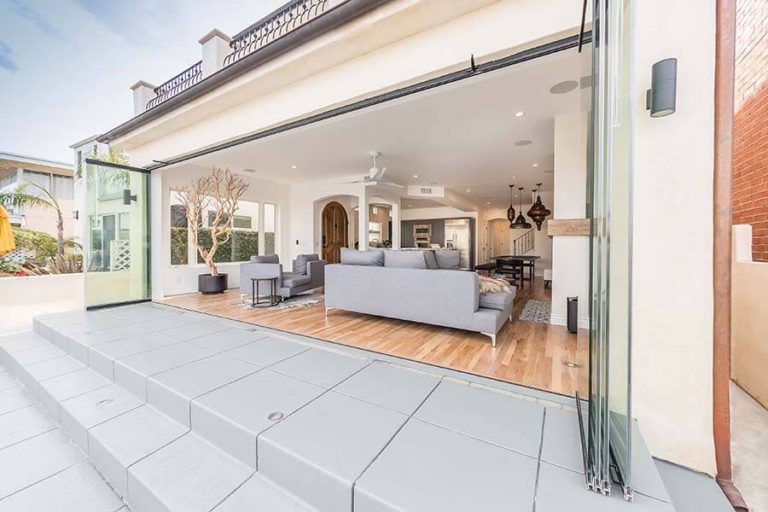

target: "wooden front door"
[488,219,510,259]
[322,201,348,264]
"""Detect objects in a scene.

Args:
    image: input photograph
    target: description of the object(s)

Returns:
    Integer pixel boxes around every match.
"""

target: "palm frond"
[0,190,53,210]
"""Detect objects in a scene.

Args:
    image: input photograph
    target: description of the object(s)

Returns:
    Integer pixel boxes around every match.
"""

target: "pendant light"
[506,185,516,228]
[511,187,532,229]
[527,182,551,231]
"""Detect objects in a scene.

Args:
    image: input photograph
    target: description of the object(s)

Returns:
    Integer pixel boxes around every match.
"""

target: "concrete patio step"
[0,326,313,512]
[0,304,688,512]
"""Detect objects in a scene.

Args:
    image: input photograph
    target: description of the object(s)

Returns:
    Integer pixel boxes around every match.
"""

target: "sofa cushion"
[435,250,460,269]
[423,250,439,269]
[250,254,279,264]
[294,254,319,275]
[340,248,384,266]
[282,272,311,288]
[479,291,514,311]
[385,250,427,269]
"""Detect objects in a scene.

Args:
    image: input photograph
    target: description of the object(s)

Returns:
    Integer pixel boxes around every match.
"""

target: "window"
[368,221,382,244]
[22,170,51,191]
[119,213,130,240]
[169,192,278,266]
[51,174,74,201]
[263,203,277,255]
[0,170,17,188]
[169,195,188,265]
[233,215,252,230]
[198,199,259,264]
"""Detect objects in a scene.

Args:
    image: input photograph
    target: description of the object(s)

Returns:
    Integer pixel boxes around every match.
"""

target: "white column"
[199,29,232,77]
[358,186,369,251]
[390,202,401,249]
[150,170,164,301]
[130,81,157,115]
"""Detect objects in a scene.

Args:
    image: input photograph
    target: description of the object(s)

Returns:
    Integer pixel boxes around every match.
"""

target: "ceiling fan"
[345,151,404,188]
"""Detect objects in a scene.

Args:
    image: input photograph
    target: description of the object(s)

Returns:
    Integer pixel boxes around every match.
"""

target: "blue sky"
[0,0,286,163]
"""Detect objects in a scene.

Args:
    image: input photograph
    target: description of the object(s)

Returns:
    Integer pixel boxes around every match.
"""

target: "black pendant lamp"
[511,187,532,229]
[506,185,516,228]
[527,183,551,231]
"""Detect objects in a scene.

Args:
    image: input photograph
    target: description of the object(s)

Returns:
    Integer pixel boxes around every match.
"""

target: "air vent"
[407,185,445,198]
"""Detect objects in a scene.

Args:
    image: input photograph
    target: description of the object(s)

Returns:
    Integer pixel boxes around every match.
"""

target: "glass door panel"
[584,0,634,500]
[84,160,150,308]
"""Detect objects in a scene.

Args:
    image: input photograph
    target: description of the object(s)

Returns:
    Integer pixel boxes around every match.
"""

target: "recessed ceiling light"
[486,201,491,205]
[550,80,579,94]
[465,189,471,193]
[532,163,539,167]
[291,165,297,169]
[514,140,533,146]
[408,204,413,207]
[413,174,419,178]
[515,111,525,117]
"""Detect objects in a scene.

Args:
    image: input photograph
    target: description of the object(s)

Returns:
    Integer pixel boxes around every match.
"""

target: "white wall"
[631,0,716,474]
[551,112,589,329]
[155,166,290,298]
[116,0,583,166]
[0,274,85,334]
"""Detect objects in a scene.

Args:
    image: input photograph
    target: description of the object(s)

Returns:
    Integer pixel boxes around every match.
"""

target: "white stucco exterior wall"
[631,0,716,474]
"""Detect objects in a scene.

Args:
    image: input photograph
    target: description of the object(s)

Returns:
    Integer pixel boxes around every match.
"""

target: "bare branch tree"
[176,168,249,276]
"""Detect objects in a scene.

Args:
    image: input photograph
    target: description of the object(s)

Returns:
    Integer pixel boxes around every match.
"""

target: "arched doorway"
[322,201,348,264]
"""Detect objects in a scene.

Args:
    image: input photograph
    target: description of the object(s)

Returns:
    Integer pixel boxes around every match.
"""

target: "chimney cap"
[198,28,232,45]
[130,80,157,91]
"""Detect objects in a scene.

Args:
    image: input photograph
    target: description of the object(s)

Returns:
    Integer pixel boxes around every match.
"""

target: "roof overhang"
[98,0,393,144]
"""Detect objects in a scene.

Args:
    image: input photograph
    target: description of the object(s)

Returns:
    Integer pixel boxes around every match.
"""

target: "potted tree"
[177,168,249,294]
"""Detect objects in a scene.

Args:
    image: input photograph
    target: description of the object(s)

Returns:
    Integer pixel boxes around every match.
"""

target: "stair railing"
[511,229,535,255]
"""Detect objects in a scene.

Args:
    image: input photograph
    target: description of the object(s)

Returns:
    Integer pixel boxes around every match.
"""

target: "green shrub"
[170,227,188,265]
[12,227,57,261]
[196,229,259,264]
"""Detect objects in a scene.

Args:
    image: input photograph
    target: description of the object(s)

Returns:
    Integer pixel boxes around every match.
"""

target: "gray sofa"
[239,254,325,299]
[324,249,516,346]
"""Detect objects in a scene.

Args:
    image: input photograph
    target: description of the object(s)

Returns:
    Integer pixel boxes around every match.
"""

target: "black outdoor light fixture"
[123,189,137,206]
[646,57,677,118]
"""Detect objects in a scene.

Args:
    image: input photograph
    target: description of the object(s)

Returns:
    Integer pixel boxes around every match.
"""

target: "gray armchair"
[239,254,325,300]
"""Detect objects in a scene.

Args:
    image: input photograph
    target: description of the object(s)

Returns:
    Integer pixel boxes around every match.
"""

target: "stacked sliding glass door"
[584,0,634,500]
[83,159,151,308]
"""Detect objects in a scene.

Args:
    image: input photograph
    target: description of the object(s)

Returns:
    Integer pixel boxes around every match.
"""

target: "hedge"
[170,227,262,265]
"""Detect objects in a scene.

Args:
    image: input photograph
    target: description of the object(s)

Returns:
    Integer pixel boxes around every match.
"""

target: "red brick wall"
[733,0,768,261]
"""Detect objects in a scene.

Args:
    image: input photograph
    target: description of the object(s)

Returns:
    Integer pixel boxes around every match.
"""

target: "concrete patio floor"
[0,302,731,512]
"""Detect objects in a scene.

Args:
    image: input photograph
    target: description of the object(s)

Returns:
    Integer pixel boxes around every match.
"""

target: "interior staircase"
[511,228,535,255]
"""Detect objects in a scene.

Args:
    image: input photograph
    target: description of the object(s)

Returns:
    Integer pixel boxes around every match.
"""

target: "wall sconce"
[123,189,137,206]
[646,58,677,117]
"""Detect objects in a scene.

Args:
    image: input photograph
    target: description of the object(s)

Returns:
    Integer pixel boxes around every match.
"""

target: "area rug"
[243,292,324,310]
[519,300,551,324]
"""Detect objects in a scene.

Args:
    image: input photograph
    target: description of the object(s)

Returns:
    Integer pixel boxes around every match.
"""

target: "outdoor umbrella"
[0,205,15,256]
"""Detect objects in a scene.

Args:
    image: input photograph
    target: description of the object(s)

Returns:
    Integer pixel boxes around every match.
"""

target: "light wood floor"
[161,277,588,397]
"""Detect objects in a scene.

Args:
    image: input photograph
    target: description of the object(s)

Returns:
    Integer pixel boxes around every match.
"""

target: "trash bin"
[567,297,578,334]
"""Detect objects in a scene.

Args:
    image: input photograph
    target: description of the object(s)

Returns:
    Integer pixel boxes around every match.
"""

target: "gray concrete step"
[0,304,694,512]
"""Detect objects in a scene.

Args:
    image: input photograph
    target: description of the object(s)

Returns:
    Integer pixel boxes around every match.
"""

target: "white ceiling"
[175,45,589,209]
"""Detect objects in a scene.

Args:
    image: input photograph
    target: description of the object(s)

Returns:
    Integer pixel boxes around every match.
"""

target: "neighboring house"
[64,0,743,508]
[0,152,75,239]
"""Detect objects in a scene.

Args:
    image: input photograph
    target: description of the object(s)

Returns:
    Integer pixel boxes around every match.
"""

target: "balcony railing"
[223,0,331,67]
[145,60,203,110]
[142,0,337,111]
